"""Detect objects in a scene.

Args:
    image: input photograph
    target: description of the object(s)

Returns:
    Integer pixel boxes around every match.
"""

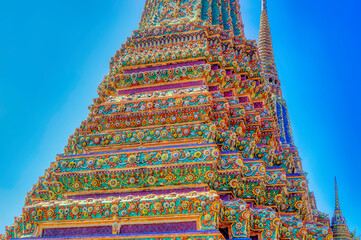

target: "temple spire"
[335,177,341,211]
[258,0,280,89]
[332,178,353,239]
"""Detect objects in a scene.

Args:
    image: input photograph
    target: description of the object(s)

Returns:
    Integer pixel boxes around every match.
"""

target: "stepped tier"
[2,0,333,240]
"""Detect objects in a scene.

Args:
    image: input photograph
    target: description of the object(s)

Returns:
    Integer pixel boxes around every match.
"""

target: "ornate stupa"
[331,178,359,240]
[258,0,294,150]
[258,0,279,91]
[1,0,336,239]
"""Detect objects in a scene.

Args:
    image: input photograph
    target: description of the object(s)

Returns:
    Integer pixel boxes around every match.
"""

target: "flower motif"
[186,174,195,182]
[128,177,136,184]
[87,207,94,213]
[91,179,100,187]
[93,136,101,145]
[165,173,176,182]
[171,151,181,160]
[183,128,190,136]
[211,149,219,157]
[137,132,144,139]
[229,179,238,188]
[210,125,217,133]
[47,209,54,218]
[242,211,251,220]
[111,204,119,213]
[87,158,95,167]
[253,187,261,195]
[205,171,214,180]
[26,223,32,230]
[235,222,243,230]
[236,158,243,167]
[114,135,121,143]
[121,210,127,216]
[109,179,118,188]
[204,214,211,221]
[161,153,169,161]
[160,131,168,138]
[266,230,273,237]
[181,201,189,210]
[147,176,156,185]
[73,181,81,190]
[300,228,307,236]
[154,202,162,211]
[273,218,281,226]
[274,194,283,203]
[175,98,182,105]
[204,149,211,156]
[144,154,152,162]
[72,207,79,215]
[95,206,101,212]
[128,155,137,164]
[194,151,202,158]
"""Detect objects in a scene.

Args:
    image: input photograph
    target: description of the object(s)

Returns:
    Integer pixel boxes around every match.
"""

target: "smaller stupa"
[331,178,359,240]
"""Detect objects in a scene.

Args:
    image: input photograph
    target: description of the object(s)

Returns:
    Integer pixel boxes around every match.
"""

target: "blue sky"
[0,0,360,235]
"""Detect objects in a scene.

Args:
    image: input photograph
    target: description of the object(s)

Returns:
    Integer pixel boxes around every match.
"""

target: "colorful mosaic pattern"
[1,0,335,240]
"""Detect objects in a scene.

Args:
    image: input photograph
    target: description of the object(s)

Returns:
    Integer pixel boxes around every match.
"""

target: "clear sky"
[0,0,360,235]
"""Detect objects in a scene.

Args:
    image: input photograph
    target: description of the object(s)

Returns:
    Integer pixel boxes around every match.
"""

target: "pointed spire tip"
[335,176,341,211]
[262,0,267,12]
